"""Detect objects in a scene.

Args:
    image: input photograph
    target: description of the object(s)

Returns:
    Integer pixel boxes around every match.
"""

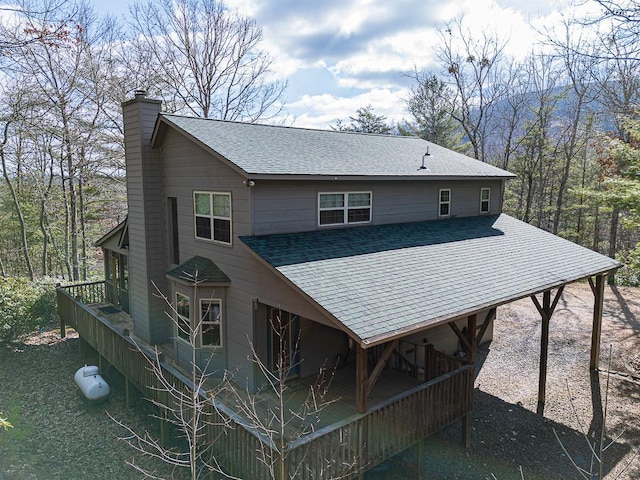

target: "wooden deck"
[57,281,474,479]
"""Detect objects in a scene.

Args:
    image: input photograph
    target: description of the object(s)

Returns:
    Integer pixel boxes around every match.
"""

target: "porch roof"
[240,214,621,347]
[167,256,231,286]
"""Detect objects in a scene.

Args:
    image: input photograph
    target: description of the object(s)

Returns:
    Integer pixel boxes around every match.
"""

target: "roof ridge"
[159,112,419,139]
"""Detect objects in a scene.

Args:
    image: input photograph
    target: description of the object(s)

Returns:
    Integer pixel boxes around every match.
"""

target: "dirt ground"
[1,283,639,479]
[385,283,640,479]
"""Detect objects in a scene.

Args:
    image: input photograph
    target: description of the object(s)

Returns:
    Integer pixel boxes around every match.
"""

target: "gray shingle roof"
[240,214,620,346]
[167,256,231,285]
[157,114,515,178]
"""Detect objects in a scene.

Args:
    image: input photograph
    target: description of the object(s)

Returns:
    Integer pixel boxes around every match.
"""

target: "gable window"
[439,189,451,217]
[201,299,222,347]
[318,192,371,226]
[194,192,231,244]
[176,292,190,342]
[480,188,491,214]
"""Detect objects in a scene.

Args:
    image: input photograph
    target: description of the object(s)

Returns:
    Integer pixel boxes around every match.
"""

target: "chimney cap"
[134,88,147,98]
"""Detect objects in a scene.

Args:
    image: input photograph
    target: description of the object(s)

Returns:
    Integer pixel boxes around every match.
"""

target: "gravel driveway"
[1,283,639,479]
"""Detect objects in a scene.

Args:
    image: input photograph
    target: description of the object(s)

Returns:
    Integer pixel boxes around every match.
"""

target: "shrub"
[616,243,640,287]
[0,277,58,341]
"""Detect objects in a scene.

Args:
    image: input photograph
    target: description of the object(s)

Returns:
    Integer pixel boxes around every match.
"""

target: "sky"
[93,0,587,129]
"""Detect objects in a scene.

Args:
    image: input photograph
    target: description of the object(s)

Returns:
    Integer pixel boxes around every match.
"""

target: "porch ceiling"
[240,214,621,347]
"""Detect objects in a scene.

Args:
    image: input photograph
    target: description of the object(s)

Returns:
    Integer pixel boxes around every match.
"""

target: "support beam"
[462,314,477,448]
[476,308,496,346]
[531,286,564,416]
[537,292,550,416]
[125,377,135,408]
[466,314,477,364]
[590,274,605,370]
[366,339,398,396]
[449,321,471,352]
[159,407,169,446]
[356,345,368,413]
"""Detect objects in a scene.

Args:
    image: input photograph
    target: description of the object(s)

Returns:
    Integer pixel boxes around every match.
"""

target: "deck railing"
[57,283,474,479]
[60,280,106,305]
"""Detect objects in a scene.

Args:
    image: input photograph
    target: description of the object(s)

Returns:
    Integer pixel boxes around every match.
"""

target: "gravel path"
[385,284,640,479]
[1,283,639,479]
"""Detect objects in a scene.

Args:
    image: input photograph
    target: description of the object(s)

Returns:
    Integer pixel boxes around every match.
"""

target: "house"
[57,91,620,479]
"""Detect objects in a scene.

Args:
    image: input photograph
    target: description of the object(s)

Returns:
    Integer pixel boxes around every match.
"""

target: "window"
[200,299,222,347]
[194,192,231,244]
[439,189,451,217]
[168,197,179,264]
[176,292,190,342]
[318,192,371,226]
[480,188,490,214]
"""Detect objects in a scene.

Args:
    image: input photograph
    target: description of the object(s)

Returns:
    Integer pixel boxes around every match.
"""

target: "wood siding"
[252,179,505,235]
[159,129,342,388]
[147,122,506,390]
[122,97,168,344]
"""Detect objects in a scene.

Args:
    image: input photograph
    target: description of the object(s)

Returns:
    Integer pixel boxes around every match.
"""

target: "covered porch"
[57,275,614,479]
[57,281,473,479]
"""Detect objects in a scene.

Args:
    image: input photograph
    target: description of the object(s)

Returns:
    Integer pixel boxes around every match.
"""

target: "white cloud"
[282,88,410,129]
[227,0,602,130]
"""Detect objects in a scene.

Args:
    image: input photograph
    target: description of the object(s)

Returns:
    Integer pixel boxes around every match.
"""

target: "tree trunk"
[0,122,34,280]
[608,208,619,260]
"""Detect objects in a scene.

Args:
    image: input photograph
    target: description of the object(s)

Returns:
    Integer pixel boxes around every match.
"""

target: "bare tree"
[436,16,510,162]
[554,348,639,479]
[503,52,563,228]
[0,0,76,56]
[575,0,640,60]
[111,281,358,479]
[110,276,234,480]
[126,0,286,121]
[1,0,126,280]
[229,311,358,479]
[548,21,599,236]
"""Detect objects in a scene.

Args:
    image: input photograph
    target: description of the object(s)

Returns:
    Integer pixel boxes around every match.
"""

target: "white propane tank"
[74,365,110,401]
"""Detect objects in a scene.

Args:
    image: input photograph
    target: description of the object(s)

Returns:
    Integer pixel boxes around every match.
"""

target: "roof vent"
[419,148,430,170]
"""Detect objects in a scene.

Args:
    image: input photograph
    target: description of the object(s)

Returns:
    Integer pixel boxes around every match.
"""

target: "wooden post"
[462,314,477,447]
[466,314,477,364]
[530,287,564,416]
[537,290,551,415]
[416,439,424,479]
[159,407,169,446]
[58,286,66,339]
[590,274,605,371]
[356,345,368,413]
[125,377,134,407]
[357,415,369,480]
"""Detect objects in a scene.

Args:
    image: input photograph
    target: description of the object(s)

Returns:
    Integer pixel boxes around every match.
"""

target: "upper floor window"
[480,188,490,214]
[318,192,371,226]
[176,292,190,342]
[439,189,451,217]
[201,299,222,348]
[194,192,231,244]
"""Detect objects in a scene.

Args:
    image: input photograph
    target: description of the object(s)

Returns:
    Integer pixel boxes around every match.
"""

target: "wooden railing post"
[589,274,605,370]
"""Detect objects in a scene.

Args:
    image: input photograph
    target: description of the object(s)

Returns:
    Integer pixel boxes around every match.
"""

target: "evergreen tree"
[332,105,392,134]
